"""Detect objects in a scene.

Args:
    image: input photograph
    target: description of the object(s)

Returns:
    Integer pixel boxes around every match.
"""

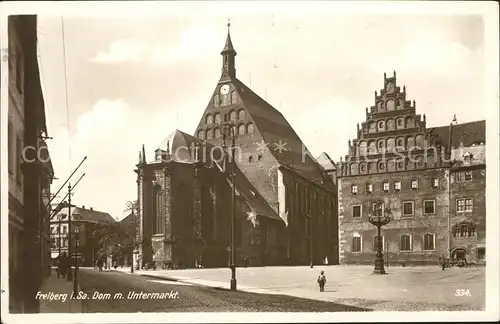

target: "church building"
[135,25,338,269]
[336,72,486,265]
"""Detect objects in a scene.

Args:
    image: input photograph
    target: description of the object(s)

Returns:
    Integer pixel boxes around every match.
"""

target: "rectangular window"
[465,198,473,212]
[464,171,472,181]
[366,183,373,194]
[373,236,385,251]
[352,205,362,218]
[352,236,362,253]
[411,179,418,189]
[62,226,67,234]
[402,201,414,216]
[383,182,389,192]
[400,235,412,251]
[423,200,435,215]
[394,181,401,191]
[423,233,435,251]
[351,184,358,194]
[457,198,472,212]
[432,178,439,188]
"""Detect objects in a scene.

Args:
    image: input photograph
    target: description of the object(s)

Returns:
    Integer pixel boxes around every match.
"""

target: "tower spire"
[220,19,237,81]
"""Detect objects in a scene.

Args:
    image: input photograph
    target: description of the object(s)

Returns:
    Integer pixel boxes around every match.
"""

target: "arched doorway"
[452,248,467,260]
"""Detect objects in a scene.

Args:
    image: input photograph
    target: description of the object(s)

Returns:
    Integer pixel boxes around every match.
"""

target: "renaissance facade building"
[135,26,338,269]
[336,72,486,265]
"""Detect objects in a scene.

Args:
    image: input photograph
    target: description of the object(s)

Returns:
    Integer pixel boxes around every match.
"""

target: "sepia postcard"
[1,1,499,323]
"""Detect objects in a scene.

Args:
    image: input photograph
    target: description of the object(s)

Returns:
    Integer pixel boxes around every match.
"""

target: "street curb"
[139,274,180,282]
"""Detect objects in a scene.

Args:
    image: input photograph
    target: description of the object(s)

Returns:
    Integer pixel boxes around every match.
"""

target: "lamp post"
[126,201,136,273]
[221,119,237,291]
[67,184,73,281]
[73,224,79,294]
[368,200,392,274]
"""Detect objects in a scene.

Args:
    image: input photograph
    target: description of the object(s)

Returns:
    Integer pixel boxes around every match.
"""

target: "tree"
[92,221,132,262]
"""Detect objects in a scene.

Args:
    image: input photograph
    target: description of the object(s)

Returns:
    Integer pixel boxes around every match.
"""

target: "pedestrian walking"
[317,270,326,292]
[55,255,61,278]
[439,257,445,271]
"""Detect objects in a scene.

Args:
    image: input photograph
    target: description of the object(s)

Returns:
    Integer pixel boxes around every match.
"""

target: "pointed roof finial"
[222,19,236,55]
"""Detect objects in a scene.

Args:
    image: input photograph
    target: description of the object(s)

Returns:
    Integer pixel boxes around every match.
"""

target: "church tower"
[220,22,236,82]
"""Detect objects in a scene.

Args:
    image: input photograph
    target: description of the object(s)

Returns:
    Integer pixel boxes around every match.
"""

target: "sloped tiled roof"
[427,120,485,149]
[231,78,327,185]
[316,152,337,172]
[156,129,281,221]
[72,207,116,224]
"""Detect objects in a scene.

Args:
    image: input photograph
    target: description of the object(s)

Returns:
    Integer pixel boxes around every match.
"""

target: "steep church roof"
[156,129,281,221]
[229,79,327,185]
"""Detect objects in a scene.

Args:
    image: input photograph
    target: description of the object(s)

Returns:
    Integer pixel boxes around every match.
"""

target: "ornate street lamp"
[368,200,392,274]
[126,201,137,273]
[220,118,237,291]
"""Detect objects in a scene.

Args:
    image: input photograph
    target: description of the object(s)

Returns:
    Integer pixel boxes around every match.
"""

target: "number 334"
[455,289,471,296]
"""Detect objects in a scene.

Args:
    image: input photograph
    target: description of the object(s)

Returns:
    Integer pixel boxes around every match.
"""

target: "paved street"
[114,265,485,311]
[62,268,369,312]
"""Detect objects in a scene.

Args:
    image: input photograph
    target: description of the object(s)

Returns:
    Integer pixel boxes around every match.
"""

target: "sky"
[34,4,487,221]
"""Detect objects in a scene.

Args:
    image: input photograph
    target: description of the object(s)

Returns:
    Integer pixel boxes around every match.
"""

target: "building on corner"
[336,72,485,266]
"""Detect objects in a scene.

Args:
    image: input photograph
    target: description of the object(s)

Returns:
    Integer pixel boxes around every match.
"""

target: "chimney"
[82,205,85,209]
[90,207,93,212]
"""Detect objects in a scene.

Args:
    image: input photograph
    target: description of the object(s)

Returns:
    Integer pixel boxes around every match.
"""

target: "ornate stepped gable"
[338,71,449,177]
[194,24,331,208]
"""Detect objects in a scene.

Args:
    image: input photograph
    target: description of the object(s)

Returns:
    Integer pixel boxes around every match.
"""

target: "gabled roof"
[427,120,485,149]
[231,78,328,185]
[316,152,337,172]
[72,207,116,224]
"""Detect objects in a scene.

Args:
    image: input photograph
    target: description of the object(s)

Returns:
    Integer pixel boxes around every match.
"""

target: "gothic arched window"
[238,109,245,120]
[214,95,220,107]
[378,120,385,131]
[152,183,163,235]
[205,129,213,140]
[231,91,238,104]
[247,123,254,134]
[197,130,204,139]
[206,114,213,125]
[214,127,221,139]
[214,113,221,124]
[238,124,245,135]
[230,110,237,122]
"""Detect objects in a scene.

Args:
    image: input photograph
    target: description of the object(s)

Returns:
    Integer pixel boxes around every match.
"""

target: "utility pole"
[67,183,73,281]
[73,223,79,294]
[221,117,237,291]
